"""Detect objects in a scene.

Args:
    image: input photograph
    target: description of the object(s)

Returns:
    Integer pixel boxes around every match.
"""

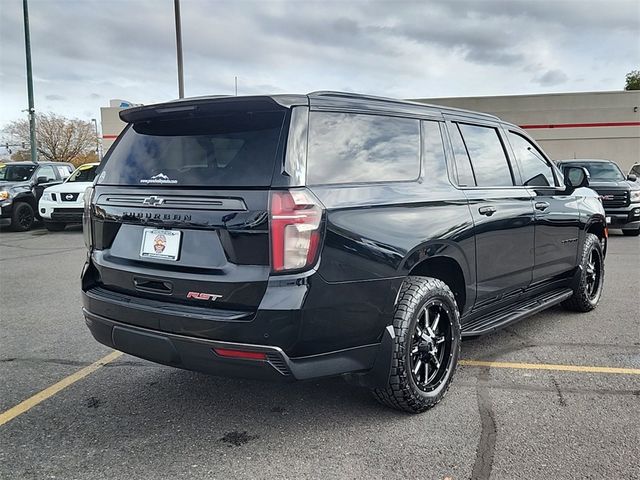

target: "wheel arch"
[585,217,607,257]
[13,192,37,211]
[404,250,471,316]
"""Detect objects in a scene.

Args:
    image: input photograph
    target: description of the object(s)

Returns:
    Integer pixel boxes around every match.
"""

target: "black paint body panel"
[82,92,607,380]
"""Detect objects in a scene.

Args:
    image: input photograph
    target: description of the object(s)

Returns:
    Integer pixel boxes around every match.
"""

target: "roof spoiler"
[119,96,294,123]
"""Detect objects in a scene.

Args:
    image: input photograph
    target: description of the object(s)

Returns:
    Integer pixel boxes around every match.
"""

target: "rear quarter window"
[307,112,420,185]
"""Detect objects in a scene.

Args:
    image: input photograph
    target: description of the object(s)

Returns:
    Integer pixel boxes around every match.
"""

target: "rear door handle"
[478,206,497,216]
[535,201,550,211]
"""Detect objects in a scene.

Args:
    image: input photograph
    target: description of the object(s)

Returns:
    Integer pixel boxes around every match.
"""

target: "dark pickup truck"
[557,159,640,236]
[0,161,74,231]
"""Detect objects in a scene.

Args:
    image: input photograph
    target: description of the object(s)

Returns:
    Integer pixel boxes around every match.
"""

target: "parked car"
[0,161,74,231]
[39,163,100,231]
[81,92,607,413]
[557,159,640,236]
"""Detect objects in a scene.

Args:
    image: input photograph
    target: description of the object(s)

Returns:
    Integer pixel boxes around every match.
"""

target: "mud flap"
[343,325,395,389]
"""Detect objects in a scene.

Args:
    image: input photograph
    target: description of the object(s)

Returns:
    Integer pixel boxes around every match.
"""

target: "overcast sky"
[1,0,639,129]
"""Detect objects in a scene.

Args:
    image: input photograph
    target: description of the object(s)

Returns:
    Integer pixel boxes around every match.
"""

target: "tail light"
[270,189,323,273]
[82,186,94,249]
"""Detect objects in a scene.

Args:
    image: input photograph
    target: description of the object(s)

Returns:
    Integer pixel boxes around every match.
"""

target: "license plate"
[140,228,181,261]
[606,216,611,224]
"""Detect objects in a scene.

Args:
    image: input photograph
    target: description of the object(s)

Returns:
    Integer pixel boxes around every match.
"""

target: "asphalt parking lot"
[0,226,638,480]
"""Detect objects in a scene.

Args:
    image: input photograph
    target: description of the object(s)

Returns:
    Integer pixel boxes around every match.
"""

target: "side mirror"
[563,166,590,192]
[36,176,49,185]
[628,174,637,182]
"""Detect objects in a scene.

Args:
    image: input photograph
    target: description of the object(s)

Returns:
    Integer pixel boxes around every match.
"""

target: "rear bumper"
[83,308,387,383]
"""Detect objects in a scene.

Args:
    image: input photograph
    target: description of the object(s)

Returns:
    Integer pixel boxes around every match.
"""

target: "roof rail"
[307,90,500,120]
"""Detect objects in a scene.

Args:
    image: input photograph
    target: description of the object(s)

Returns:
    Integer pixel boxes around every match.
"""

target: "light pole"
[22,0,38,163]
[174,0,184,99]
[91,118,101,160]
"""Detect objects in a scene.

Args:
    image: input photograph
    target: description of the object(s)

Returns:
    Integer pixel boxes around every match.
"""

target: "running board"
[461,288,573,337]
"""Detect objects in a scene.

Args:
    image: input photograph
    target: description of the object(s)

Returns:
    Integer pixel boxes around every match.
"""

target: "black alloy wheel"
[372,276,461,413]
[409,300,453,393]
[562,233,604,312]
[584,248,603,302]
[11,203,35,232]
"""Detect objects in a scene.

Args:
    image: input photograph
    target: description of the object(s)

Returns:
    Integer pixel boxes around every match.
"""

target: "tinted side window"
[307,112,420,184]
[458,124,513,187]
[507,132,556,187]
[422,120,448,183]
[448,123,476,186]
[37,165,57,181]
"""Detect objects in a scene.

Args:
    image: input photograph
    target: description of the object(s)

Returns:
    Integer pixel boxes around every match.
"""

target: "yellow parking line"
[459,359,640,375]
[0,350,123,427]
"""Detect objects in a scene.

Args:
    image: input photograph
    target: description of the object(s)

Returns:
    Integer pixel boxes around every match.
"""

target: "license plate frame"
[140,228,182,261]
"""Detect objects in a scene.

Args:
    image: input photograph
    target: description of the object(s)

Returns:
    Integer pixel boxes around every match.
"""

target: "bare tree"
[4,113,98,163]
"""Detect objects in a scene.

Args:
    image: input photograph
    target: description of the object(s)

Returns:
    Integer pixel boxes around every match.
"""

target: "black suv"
[0,161,74,231]
[82,92,607,413]
[557,159,640,236]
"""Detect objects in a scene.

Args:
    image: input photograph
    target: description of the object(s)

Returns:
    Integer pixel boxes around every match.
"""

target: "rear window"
[307,112,420,185]
[99,111,286,187]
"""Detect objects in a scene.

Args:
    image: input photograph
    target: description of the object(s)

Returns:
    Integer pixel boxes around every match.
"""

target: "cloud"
[0,0,637,127]
[534,69,569,87]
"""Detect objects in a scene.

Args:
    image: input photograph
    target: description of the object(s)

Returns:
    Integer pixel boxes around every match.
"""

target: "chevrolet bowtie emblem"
[142,196,165,206]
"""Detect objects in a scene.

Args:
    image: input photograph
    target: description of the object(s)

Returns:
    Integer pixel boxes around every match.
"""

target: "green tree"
[625,70,640,90]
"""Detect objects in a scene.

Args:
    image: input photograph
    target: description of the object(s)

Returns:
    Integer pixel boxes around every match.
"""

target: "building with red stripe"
[414,90,640,172]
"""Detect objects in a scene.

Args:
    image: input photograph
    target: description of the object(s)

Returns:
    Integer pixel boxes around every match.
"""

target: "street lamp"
[22,0,38,163]
[174,0,184,98]
[91,118,101,160]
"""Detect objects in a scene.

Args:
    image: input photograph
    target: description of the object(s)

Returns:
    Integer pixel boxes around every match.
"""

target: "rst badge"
[186,291,223,301]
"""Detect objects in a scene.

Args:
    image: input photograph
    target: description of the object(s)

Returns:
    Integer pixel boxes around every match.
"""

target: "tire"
[622,228,640,237]
[44,222,66,232]
[10,202,35,232]
[372,276,461,413]
[561,233,604,312]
